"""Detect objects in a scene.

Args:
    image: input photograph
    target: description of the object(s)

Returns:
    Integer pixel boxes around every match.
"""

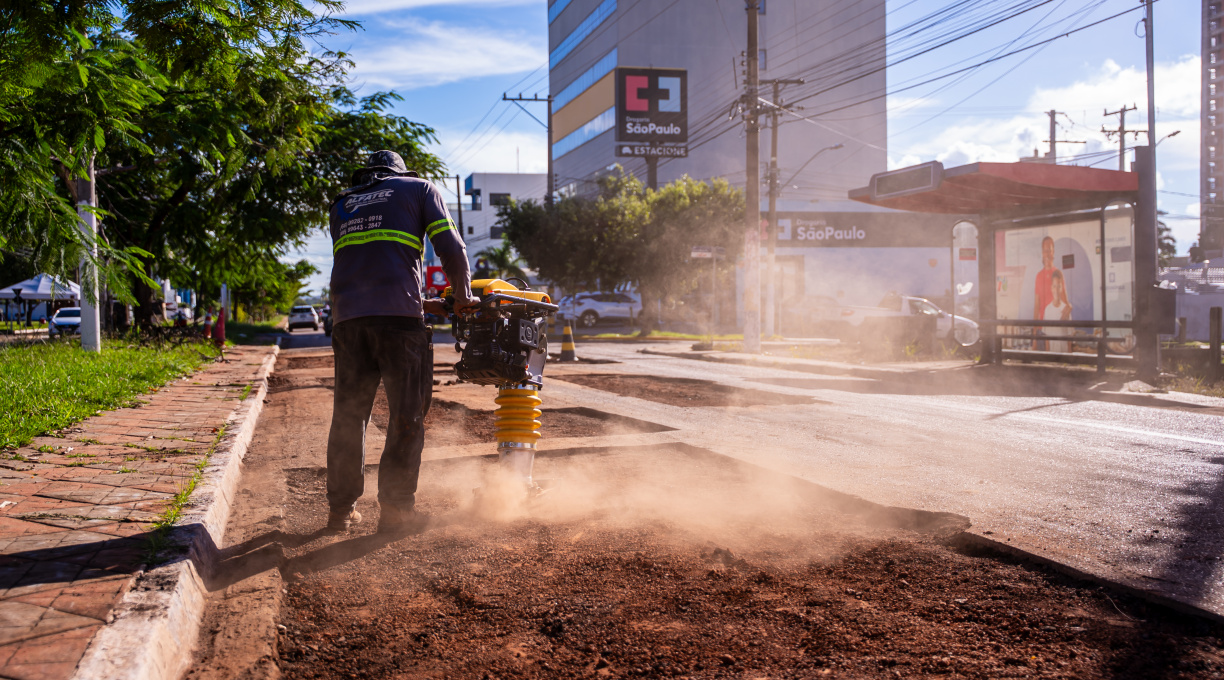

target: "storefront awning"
[849,161,1138,215]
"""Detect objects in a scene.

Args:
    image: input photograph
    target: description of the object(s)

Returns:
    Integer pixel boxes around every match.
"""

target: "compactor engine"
[443,279,558,490]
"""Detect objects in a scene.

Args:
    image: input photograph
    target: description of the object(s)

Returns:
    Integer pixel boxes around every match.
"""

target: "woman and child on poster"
[1033,235,1073,352]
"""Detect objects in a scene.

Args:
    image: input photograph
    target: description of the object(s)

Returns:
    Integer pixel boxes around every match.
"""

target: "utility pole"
[1043,110,1085,163]
[1102,104,1139,171]
[453,175,465,238]
[1135,0,1160,380]
[503,93,555,204]
[73,157,100,353]
[762,77,804,338]
[741,0,762,353]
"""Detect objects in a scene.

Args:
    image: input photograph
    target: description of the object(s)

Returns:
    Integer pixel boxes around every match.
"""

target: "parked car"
[49,307,81,338]
[794,295,979,346]
[559,291,640,328]
[287,305,319,332]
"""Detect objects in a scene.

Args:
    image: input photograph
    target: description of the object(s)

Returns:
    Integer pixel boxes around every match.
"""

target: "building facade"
[1205,0,1224,257]
[425,173,546,271]
[547,0,887,200]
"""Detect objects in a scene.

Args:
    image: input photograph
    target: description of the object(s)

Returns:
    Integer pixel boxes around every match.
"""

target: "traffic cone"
[213,308,226,349]
[559,323,578,362]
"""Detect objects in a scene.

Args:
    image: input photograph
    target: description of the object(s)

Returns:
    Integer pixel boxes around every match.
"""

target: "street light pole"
[762,77,803,338]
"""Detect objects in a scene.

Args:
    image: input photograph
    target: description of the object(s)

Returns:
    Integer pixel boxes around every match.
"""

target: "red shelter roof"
[849,162,1138,215]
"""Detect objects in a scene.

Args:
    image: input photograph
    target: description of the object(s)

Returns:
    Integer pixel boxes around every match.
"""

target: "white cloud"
[334,0,538,16]
[345,20,545,90]
[440,128,548,176]
[891,56,1202,253]
[893,56,1200,166]
[1029,57,1201,121]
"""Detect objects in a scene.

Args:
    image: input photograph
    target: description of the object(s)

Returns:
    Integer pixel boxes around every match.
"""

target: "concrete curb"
[639,347,959,381]
[71,346,280,680]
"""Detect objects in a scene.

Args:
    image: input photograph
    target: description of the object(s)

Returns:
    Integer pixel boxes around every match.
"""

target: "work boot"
[326,507,362,532]
[378,504,427,534]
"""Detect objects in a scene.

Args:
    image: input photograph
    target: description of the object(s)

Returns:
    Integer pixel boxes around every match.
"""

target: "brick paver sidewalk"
[0,346,273,680]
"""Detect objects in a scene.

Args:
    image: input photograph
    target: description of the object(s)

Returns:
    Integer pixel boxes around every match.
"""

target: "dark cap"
[352,150,419,185]
[365,150,409,174]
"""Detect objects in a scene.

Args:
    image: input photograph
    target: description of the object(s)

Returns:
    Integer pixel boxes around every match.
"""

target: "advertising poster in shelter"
[994,206,1134,354]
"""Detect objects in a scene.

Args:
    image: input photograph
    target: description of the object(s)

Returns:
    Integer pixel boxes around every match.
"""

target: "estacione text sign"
[615,67,688,144]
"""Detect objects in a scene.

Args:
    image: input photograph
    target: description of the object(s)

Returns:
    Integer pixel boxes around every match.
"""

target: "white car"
[796,295,979,346]
[49,307,81,338]
[287,305,319,332]
[559,291,640,328]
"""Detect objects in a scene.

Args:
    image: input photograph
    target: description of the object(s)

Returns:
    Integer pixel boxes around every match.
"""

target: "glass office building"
[547,0,888,201]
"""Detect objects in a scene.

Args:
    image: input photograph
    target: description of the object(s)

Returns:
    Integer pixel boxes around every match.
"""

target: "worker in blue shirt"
[326,150,478,533]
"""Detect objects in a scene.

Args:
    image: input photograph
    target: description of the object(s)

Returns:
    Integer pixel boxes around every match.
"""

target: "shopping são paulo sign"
[615,67,688,145]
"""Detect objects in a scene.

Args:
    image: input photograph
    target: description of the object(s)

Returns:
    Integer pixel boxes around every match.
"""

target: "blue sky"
[292,0,1201,296]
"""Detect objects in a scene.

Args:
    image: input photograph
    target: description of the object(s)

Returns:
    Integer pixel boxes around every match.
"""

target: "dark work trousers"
[326,316,433,512]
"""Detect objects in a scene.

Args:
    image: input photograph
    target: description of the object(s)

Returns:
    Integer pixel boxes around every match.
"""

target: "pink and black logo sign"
[615,67,687,144]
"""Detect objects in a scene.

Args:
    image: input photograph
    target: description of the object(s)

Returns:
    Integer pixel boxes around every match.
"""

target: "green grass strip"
[227,315,286,340]
[143,424,227,564]
[0,339,220,450]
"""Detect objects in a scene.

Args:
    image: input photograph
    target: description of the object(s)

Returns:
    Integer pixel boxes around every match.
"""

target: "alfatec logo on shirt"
[343,189,394,213]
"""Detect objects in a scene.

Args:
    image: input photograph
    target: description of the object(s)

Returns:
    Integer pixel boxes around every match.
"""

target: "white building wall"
[429,173,547,270]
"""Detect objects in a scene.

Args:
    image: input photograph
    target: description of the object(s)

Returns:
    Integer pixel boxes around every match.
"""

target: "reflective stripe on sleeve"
[426,218,457,239]
[333,229,422,253]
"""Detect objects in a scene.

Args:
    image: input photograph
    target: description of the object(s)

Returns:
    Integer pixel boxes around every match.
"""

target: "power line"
[789,3,1149,116]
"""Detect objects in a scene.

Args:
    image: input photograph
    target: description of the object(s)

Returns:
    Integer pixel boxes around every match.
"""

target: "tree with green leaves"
[230,258,317,321]
[474,238,529,282]
[97,82,444,324]
[634,175,744,330]
[1157,210,1176,267]
[499,167,743,333]
[498,169,646,292]
[0,1,447,327]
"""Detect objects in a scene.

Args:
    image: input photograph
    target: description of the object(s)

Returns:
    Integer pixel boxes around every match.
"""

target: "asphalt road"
[277,326,332,349]
[536,341,1224,619]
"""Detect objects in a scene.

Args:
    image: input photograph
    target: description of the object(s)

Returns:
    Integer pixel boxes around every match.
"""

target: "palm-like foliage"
[475,239,529,282]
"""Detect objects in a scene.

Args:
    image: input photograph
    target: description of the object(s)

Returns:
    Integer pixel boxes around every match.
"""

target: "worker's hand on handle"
[453,290,481,316]
[423,298,448,318]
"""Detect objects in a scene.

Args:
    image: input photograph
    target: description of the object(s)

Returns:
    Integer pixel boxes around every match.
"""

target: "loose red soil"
[275,448,1224,680]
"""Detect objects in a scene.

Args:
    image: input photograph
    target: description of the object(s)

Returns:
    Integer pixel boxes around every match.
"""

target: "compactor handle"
[442,292,557,320]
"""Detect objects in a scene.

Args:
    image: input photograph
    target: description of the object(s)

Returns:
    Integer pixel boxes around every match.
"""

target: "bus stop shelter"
[849,159,1163,374]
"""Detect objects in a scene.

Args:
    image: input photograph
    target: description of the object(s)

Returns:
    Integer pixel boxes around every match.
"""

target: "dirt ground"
[272,451,1224,680]
[191,349,1224,680]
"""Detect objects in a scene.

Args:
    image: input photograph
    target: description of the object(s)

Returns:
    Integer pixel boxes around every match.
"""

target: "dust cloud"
[417,446,894,568]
